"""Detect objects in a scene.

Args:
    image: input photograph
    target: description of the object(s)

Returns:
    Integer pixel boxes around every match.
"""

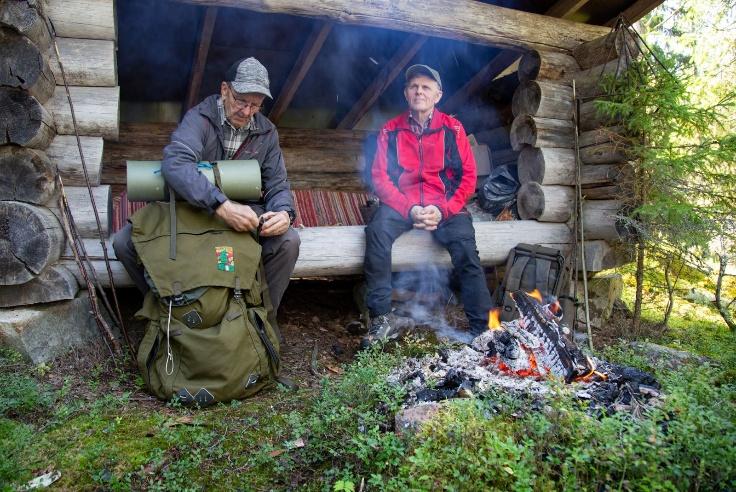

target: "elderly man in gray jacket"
[113,57,300,311]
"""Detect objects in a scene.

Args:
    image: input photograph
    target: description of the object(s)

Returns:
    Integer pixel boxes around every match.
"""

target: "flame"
[527,289,543,303]
[488,308,502,330]
[573,356,608,382]
[549,299,562,316]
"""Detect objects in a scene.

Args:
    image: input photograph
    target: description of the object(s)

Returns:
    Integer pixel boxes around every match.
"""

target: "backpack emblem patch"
[215,246,235,272]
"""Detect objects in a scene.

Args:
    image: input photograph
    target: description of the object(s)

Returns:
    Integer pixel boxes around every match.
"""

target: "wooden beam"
[442,51,520,114]
[177,0,609,52]
[545,0,592,19]
[269,21,332,125]
[605,0,663,27]
[336,35,426,130]
[184,7,218,111]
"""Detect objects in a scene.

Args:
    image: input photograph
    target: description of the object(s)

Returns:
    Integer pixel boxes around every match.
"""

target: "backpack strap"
[168,186,177,260]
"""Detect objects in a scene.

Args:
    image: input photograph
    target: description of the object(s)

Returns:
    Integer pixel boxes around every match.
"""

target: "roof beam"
[177,0,609,52]
[336,35,426,130]
[605,0,663,27]
[545,0,593,19]
[442,51,521,115]
[268,21,332,125]
[184,7,218,111]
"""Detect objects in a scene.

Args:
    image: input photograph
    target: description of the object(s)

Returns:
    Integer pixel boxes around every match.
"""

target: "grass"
[1,279,735,490]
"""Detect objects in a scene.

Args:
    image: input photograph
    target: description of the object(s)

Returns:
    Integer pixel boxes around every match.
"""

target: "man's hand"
[215,200,259,232]
[259,211,290,237]
[410,205,442,231]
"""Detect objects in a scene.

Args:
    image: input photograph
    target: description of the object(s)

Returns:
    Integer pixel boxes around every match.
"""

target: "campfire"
[388,290,661,415]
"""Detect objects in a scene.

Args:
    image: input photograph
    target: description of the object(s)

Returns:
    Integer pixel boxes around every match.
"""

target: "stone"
[395,402,443,435]
[0,291,114,364]
[629,341,712,371]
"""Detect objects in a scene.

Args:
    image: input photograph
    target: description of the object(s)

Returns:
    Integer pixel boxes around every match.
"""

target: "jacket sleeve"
[371,127,413,218]
[443,122,477,218]
[161,109,227,214]
[261,129,295,218]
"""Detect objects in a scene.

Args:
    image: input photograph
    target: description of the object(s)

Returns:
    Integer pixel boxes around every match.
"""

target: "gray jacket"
[161,95,295,218]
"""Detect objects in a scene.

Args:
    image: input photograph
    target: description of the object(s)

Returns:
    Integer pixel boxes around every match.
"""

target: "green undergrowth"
[1,316,735,490]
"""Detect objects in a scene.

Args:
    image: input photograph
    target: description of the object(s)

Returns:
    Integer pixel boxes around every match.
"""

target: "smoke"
[392,265,474,344]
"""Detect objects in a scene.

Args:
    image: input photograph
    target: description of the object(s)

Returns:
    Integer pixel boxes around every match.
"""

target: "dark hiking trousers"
[364,204,492,332]
[112,210,300,311]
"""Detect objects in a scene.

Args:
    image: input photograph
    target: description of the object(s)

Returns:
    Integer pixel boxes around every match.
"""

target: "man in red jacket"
[362,64,492,348]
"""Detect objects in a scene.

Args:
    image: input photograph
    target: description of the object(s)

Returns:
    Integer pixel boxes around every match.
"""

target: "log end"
[516,182,545,220]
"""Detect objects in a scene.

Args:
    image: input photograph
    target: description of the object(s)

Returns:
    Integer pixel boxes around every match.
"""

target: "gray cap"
[226,57,272,98]
[405,64,442,90]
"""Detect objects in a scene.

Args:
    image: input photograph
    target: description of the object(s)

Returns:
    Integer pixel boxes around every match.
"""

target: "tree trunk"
[47,37,117,87]
[0,88,55,149]
[516,182,574,222]
[0,0,51,53]
[180,0,609,52]
[632,238,645,334]
[714,254,736,332]
[579,141,629,164]
[0,201,63,285]
[572,58,630,99]
[518,50,579,83]
[518,146,576,185]
[572,30,639,70]
[0,145,57,204]
[0,27,55,103]
[49,185,112,238]
[510,115,575,150]
[45,86,120,139]
[46,135,103,186]
[0,264,78,307]
[511,80,573,119]
[44,0,116,41]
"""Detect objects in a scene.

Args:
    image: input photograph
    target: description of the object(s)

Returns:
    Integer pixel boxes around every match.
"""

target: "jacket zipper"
[418,133,424,206]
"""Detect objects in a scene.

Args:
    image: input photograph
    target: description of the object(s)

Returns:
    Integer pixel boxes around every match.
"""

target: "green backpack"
[131,201,280,406]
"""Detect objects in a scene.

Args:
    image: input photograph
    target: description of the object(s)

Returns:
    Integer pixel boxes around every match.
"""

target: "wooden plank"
[442,50,521,115]
[268,21,332,125]
[178,0,609,52]
[45,0,116,41]
[48,37,117,87]
[545,0,592,18]
[45,85,120,139]
[336,35,426,130]
[184,7,218,111]
[61,220,573,285]
[605,0,663,27]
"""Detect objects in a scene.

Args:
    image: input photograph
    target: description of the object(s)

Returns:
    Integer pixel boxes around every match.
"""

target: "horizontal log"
[578,125,627,148]
[572,30,639,70]
[63,220,574,285]
[517,182,574,222]
[582,199,632,241]
[48,37,117,87]
[518,146,576,185]
[512,80,573,119]
[62,238,115,259]
[579,240,634,272]
[289,173,364,191]
[45,0,116,40]
[0,264,79,307]
[49,185,112,238]
[0,201,63,285]
[47,135,103,186]
[579,141,628,165]
[572,58,629,99]
[581,184,624,200]
[580,164,629,186]
[0,27,55,103]
[0,145,57,204]
[180,0,609,52]
[0,88,55,149]
[282,148,365,174]
[510,114,575,150]
[45,86,120,139]
[0,0,51,52]
[579,99,621,132]
[518,50,579,83]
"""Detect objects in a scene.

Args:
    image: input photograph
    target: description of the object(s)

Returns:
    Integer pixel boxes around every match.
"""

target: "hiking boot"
[359,314,399,350]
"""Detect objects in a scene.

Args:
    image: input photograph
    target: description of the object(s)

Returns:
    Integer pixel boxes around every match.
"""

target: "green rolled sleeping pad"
[126,160,261,201]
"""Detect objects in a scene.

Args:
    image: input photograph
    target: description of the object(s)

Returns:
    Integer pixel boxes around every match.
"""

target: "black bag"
[494,243,565,321]
[478,164,519,216]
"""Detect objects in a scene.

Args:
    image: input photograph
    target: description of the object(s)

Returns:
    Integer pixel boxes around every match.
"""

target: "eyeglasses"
[227,84,264,112]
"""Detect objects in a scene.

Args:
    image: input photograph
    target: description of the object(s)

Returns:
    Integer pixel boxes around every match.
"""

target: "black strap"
[168,186,177,260]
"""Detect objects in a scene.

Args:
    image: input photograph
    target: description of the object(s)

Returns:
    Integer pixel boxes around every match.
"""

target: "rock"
[629,341,712,370]
[395,402,444,435]
[683,288,716,306]
[0,291,115,364]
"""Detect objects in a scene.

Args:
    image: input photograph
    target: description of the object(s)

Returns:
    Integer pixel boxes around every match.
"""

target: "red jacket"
[371,110,477,220]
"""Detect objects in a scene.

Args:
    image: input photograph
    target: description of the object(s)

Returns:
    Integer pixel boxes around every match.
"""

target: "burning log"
[0,27,55,103]
[518,50,579,83]
[511,80,573,119]
[0,145,57,204]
